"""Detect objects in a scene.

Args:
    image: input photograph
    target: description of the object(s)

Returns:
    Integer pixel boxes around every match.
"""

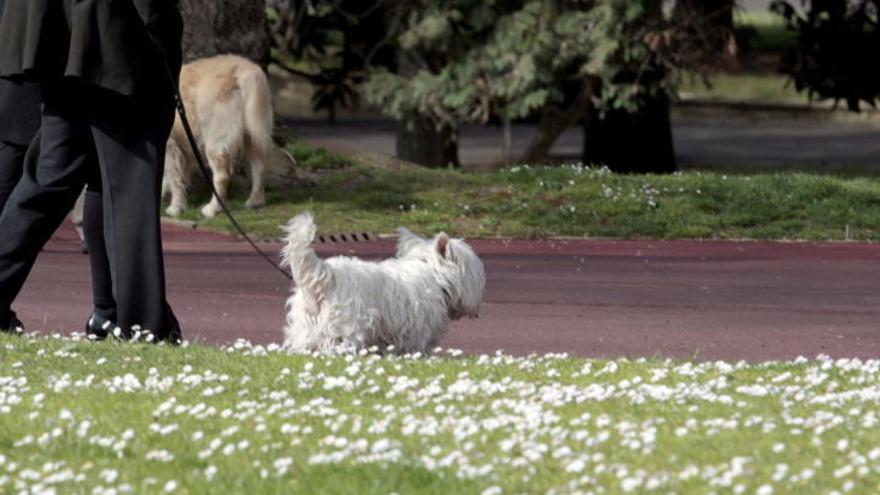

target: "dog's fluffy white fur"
[162,54,275,218]
[281,212,486,354]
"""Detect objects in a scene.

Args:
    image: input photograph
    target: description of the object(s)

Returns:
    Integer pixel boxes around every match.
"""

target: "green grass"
[2,335,879,494]
[678,72,800,102]
[173,146,880,242]
[734,10,797,54]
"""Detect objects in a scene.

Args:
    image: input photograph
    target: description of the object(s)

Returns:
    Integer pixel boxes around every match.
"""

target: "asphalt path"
[286,118,880,171]
[13,223,880,362]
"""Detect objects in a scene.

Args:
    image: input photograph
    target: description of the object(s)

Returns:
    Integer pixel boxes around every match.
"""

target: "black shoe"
[1,312,24,335]
[85,313,114,341]
[157,307,183,346]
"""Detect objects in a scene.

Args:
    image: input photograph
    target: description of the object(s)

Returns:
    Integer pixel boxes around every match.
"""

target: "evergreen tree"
[365,0,691,171]
[272,0,721,171]
[267,0,396,123]
[772,0,880,112]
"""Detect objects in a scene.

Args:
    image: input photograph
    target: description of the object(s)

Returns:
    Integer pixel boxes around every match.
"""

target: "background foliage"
[771,0,880,112]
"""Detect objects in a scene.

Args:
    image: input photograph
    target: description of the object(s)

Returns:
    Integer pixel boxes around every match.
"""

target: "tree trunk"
[179,0,271,68]
[519,84,592,164]
[582,93,676,174]
[394,49,460,168]
[502,118,512,164]
[396,115,460,168]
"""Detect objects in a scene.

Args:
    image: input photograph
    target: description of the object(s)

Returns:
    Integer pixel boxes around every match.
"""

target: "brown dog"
[162,54,277,218]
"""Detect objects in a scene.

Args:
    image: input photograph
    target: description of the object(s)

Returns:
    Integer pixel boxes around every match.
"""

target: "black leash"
[147,33,292,281]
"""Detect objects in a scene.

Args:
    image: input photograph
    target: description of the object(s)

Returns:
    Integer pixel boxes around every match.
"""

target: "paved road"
[14,223,880,362]
[287,117,880,171]
[741,0,774,11]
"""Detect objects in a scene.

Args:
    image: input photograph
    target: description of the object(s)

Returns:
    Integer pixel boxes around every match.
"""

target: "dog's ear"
[435,233,450,259]
[396,227,424,257]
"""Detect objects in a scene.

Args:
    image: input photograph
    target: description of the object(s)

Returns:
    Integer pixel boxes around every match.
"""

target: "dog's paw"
[245,197,265,210]
[165,205,183,218]
[200,203,220,218]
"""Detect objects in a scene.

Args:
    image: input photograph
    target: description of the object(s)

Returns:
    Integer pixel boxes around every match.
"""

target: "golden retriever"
[162,54,276,218]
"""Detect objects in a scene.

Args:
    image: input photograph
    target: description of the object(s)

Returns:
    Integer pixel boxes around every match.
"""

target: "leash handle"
[147,32,293,281]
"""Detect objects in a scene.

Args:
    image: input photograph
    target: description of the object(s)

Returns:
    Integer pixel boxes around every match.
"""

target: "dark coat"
[0,0,183,98]
[0,0,40,145]
[0,76,40,145]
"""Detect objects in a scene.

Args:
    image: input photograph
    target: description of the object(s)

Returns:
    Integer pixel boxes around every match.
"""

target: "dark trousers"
[3,133,116,325]
[0,80,180,340]
[82,189,115,321]
[0,140,26,212]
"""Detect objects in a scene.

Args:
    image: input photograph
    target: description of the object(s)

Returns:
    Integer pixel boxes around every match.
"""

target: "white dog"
[280,213,486,354]
[163,54,276,218]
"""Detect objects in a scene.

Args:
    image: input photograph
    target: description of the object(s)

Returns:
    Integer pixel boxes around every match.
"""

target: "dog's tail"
[281,212,331,299]
[238,63,275,161]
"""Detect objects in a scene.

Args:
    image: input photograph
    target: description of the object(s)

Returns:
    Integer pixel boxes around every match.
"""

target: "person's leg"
[89,87,180,342]
[82,185,116,337]
[70,189,87,251]
[0,140,26,213]
[0,83,93,327]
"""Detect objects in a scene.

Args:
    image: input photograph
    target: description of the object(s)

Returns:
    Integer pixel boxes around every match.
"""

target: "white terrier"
[280,212,486,354]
